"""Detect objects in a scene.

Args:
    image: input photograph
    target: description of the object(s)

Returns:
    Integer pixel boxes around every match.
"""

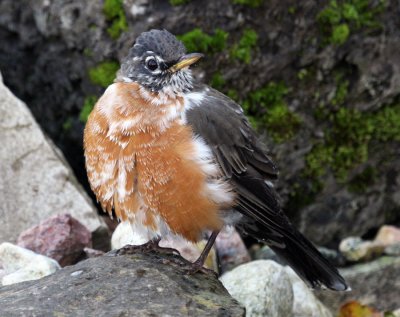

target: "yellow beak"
[169,53,204,73]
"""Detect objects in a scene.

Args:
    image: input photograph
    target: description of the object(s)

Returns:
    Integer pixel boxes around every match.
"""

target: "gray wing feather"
[185,84,348,291]
[185,85,278,180]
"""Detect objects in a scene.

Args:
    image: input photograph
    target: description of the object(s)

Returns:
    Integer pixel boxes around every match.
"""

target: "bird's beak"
[169,53,204,73]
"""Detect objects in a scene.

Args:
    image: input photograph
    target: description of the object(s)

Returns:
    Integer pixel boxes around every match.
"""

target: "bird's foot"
[115,239,180,257]
[182,259,218,277]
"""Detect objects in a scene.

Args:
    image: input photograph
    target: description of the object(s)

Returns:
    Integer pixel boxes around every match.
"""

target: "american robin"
[84,29,348,291]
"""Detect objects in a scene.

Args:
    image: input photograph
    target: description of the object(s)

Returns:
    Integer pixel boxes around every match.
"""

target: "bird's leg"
[186,230,220,275]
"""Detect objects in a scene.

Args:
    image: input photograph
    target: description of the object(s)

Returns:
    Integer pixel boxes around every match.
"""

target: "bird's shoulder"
[184,84,278,180]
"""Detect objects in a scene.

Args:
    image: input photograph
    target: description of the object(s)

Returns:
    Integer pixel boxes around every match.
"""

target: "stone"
[339,236,384,262]
[17,213,92,267]
[393,308,400,317]
[220,260,293,317]
[0,251,244,316]
[0,74,106,244]
[215,226,251,274]
[0,242,60,286]
[316,256,400,313]
[285,267,333,317]
[253,245,284,264]
[111,221,147,249]
[111,222,218,271]
[374,225,400,246]
[384,242,400,256]
[83,247,105,258]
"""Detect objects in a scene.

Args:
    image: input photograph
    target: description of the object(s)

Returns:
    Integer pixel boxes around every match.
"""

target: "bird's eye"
[146,58,158,71]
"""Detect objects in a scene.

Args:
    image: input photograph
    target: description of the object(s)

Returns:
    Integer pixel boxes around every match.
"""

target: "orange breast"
[84,82,225,242]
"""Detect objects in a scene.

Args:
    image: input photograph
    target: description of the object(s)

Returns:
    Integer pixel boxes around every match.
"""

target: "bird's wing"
[185,84,348,291]
[185,84,286,240]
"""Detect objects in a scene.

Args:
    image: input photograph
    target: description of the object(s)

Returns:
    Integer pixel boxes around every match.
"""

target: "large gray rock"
[285,267,332,317]
[0,73,106,244]
[0,251,244,317]
[317,256,400,314]
[220,260,293,317]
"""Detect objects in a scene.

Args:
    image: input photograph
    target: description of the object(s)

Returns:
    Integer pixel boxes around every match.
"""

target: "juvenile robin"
[84,29,348,290]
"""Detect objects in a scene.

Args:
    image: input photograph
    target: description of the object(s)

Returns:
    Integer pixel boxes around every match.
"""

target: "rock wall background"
[0,0,399,247]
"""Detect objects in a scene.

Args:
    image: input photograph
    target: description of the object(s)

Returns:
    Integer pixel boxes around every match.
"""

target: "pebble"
[0,242,60,286]
[285,267,333,317]
[374,225,400,246]
[83,247,105,258]
[220,260,293,317]
[215,226,250,274]
[384,242,400,256]
[339,236,384,262]
[17,213,92,267]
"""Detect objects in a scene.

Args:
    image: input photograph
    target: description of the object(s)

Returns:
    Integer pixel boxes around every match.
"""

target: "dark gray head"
[119,29,203,94]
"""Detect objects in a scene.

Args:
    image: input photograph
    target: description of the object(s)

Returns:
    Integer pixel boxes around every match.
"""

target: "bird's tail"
[269,228,349,291]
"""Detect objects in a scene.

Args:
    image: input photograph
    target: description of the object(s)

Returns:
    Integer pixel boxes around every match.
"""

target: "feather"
[185,83,348,291]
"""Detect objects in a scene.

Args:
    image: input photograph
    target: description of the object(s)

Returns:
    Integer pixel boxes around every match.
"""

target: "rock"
[339,236,384,262]
[253,245,284,264]
[215,226,251,274]
[83,247,105,258]
[374,225,400,246]
[0,251,244,316]
[0,269,6,281]
[220,260,293,317]
[0,74,106,244]
[0,242,60,286]
[285,267,333,317]
[17,213,92,267]
[316,256,400,313]
[317,246,346,267]
[111,222,218,271]
[111,221,149,248]
[385,242,400,256]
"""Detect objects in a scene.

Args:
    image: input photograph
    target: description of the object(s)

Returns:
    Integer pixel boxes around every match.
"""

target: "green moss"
[232,0,263,7]
[288,6,297,14]
[83,48,93,57]
[88,61,119,88]
[317,0,386,45]
[227,89,239,101]
[242,82,301,143]
[331,23,350,44]
[306,107,373,181]
[348,165,377,193]
[297,69,309,81]
[177,28,228,54]
[332,75,349,105]
[80,96,98,123]
[103,0,128,39]
[305,103,400,182]
[230,29,258,64]
[373,104,400,142]
[210,72,226,90]
[62,117,72,132]
[169,0,190,5]
[287,179,323,213]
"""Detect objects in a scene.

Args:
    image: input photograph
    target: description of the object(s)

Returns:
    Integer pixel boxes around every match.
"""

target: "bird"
[83,29,348,291]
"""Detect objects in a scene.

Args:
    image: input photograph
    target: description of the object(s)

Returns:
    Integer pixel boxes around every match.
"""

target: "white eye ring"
[145,56,158,71]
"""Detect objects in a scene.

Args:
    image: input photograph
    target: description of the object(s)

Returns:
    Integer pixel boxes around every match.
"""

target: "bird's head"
[119,29,203,94]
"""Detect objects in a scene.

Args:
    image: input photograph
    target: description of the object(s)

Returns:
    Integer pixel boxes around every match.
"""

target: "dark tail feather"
[270,230,348,291]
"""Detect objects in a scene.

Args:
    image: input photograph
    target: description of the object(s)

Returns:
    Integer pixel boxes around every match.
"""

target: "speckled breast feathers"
[84,82,235,241]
